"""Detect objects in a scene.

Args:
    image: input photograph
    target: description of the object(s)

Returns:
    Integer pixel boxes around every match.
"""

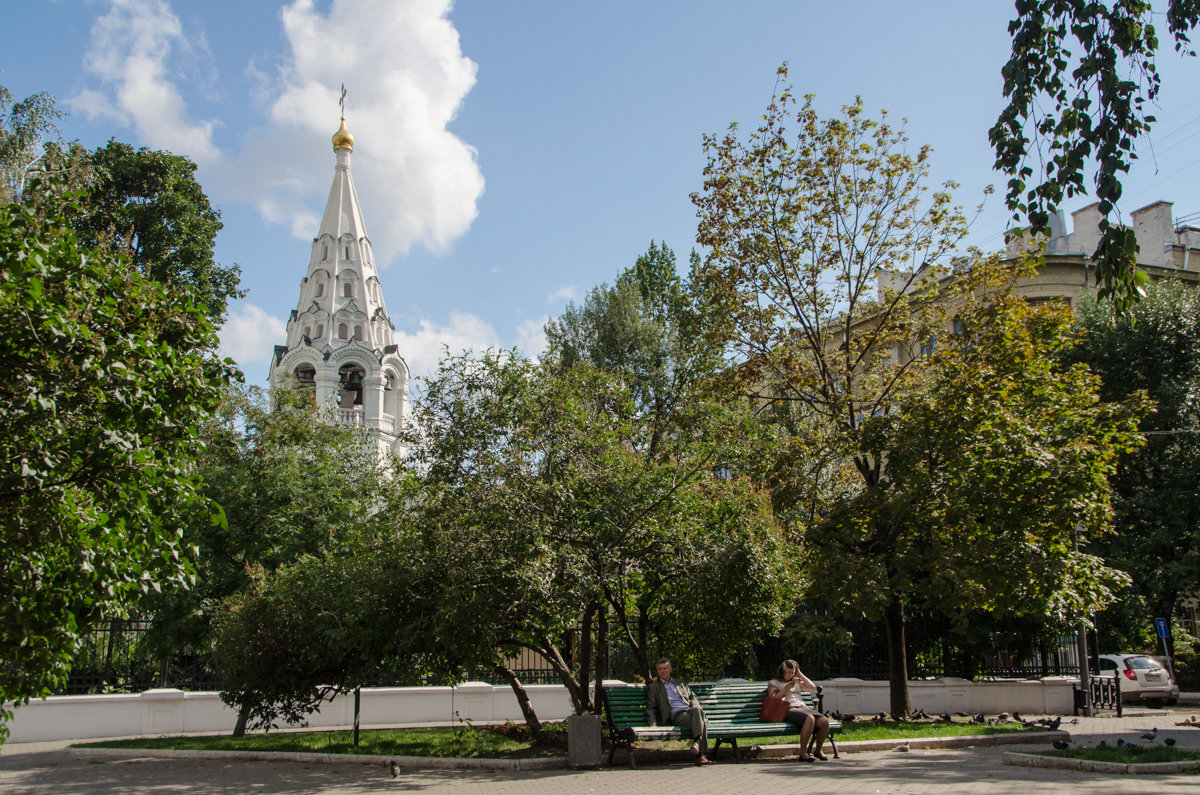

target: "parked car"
[1091,654,1175,707]
[1151,656,1182,706]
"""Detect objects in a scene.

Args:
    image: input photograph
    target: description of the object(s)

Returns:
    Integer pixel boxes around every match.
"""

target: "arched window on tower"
[322,244,329,261]
[343,282,354,298]
[293,363,316,390]
[338,323,348,339]
[384,371,400,417]
[303,325,311,339]
[337,363,366,408]
[353,325,363,341]
[314,281,324,298]
[344,244,352,259]
[316,323,324,338]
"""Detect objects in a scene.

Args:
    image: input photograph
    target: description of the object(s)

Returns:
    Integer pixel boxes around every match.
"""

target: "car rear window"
[1124,656,1161,669]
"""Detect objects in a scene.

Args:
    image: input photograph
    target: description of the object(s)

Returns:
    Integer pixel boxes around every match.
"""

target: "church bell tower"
[270,115,409,455]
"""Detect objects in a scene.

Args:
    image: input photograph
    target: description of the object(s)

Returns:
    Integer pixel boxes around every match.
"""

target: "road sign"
[1155,617,1170,638]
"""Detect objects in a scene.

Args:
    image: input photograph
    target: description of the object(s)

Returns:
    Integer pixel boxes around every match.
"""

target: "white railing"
[335,407,364,427]
[376,414,395,434]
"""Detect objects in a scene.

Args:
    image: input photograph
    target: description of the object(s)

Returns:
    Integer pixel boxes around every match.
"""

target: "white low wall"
[6,677,1075,744]
[818,677,1075,716]
[5,682,576,744]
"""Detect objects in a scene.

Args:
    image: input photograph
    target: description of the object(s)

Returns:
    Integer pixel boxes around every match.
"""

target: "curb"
[66,730,1067,771]
[749,730,1068,759]
[68,746,568,771]
[1003,751,1200,776]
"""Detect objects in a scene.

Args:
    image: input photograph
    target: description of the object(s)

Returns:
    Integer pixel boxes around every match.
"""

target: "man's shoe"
[694,754,711,766]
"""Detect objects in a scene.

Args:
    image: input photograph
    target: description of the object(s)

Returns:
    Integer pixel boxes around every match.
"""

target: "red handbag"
[759,691,789,722]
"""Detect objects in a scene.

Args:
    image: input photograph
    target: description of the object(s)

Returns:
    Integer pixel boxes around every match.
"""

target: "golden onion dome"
[332,118,354,151]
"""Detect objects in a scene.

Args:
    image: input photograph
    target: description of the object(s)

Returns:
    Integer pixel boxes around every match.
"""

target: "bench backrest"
[603,680,821,730]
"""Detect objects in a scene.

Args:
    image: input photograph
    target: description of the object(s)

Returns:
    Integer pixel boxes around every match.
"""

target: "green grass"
[653,719,1039,749]
[73,718,1038,759]
[75,724,567,759]
[1042,743,1200,766]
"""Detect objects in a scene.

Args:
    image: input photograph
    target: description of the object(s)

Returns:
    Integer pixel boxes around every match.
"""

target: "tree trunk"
[637,603,649,683]
[353,685,361,747]
[884,597,911,716]
[494,663,546,743]
[232,703,251,737]
[533,638,588,714]
[594,604,608,718]
[579,601,596,713]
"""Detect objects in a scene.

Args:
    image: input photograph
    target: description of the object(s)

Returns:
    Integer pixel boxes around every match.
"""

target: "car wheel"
[1145,701,1166,709]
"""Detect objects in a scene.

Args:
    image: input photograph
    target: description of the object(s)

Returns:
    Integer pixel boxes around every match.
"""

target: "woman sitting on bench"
[768,659,830,762]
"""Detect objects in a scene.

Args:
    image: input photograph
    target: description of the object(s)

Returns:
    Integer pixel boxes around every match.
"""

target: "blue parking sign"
[1155,617,1170,638]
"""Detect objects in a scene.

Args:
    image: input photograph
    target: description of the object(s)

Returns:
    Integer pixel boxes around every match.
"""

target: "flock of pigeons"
[828,708,1075,730]
[882,712,1198,754]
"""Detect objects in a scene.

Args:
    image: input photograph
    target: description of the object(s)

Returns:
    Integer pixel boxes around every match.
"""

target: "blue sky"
[5,1,1200,388]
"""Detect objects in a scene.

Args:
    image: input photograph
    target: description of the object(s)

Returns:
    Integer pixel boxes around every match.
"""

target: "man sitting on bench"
[645,657,710,765]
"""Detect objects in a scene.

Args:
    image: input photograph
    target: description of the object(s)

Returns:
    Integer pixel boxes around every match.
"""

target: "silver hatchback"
[1094,653,1175,707]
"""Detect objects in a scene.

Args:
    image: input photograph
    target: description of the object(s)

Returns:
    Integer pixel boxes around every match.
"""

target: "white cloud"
[515,317,549,360]
[219,302,286,367]
[394,311,503,384]
[394,312,550,383]
[547,286,579,303]
[70,0,483,266]
[233,0,484,262]
[70,0,220,162]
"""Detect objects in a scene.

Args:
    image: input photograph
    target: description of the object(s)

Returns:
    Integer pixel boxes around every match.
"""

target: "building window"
[322,244,329,261]
[338,323,348,339]
[353,325,363,341]
[343,282,353,298]
[303,325,311,339]
[316,324,324,338]
[314,282,324,298]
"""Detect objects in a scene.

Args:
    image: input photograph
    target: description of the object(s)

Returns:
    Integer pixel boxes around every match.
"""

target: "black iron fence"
[57,613,1090,695]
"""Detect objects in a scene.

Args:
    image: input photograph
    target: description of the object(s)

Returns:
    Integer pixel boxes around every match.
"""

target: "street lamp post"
[1074,524,1092,716]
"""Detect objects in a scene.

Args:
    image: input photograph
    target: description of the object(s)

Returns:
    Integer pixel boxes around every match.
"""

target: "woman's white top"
[768,678,809,708]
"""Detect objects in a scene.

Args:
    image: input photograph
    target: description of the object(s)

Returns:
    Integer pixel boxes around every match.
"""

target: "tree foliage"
[67,141,243,323]
[991,0,1200,310]
[0,85,62,201]
[142,384,392,673]
[692,67,1143,711]
[401,351,793,718]
[2,86,242,323]
[0,200,235,741]
[1069,279,1200,646]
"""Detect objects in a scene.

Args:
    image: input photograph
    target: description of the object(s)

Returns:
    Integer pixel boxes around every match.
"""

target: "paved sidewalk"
[3,709,1199,793]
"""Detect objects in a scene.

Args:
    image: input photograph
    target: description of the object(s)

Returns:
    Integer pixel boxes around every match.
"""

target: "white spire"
[270,118,410,455]
[285,139,395,353]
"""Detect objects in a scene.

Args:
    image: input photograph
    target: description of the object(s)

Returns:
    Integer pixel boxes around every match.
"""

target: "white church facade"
[269,118,409,455]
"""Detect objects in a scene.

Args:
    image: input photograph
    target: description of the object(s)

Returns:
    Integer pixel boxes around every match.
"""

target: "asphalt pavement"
[3,707,1200,793]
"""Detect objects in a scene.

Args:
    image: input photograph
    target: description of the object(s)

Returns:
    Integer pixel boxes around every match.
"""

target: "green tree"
[66,141,243,323]
[213,529,420,738]
[1069,280,1200,651]
[402,352,792,730]
[0,199,235,743]
[2,86,241,323]
[0,85,62,201]
[991,0,1200,310]
[144,383,392,734]
[692,67,1143,711]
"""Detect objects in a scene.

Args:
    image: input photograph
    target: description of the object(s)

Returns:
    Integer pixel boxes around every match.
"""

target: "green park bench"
[601,680,841,767]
